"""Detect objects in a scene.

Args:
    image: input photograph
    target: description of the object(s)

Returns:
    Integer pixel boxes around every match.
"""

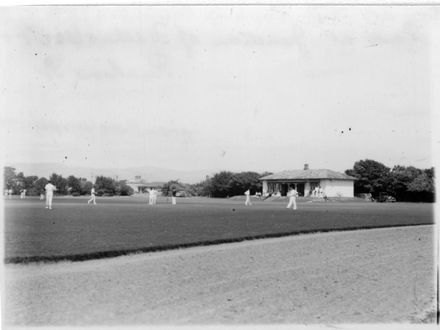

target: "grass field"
[3,196,434,263]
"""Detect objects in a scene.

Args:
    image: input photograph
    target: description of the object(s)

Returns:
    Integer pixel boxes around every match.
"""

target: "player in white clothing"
[88,187,97,205]
[151,188,157,205]
[286,187,298,210]
[244,189,252,206]
[44,182,57,209]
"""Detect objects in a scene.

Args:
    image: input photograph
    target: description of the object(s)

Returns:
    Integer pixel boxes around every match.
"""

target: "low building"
[260,164,356,198]
[126,176,164,194]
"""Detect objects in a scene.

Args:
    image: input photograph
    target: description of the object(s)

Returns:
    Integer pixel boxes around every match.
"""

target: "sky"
[1,5,438,174]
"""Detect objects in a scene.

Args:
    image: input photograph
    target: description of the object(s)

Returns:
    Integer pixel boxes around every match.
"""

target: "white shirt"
[45,183,56,194]
[91,188,96,195]
[288,189,298,198]
[245,190,250,196]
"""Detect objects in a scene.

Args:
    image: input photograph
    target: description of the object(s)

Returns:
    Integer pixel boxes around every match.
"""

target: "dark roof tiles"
[260,169,356,181]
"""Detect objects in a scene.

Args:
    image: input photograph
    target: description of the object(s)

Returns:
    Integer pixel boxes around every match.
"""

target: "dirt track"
[3,225,437,325]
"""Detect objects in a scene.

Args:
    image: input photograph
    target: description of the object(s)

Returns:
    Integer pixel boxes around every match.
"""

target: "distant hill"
[9,163,215,184]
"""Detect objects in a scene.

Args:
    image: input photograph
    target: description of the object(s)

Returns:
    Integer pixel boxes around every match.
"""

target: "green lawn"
[4,196,434,263]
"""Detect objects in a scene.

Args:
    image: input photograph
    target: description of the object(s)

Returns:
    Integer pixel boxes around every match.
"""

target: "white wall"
[262,180,268,194]
[320,180,354,197]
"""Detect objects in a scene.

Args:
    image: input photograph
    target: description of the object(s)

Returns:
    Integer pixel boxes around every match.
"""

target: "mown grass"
[4,196,434,264]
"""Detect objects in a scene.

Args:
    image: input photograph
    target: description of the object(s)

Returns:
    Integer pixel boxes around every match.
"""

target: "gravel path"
[4,225,437,325]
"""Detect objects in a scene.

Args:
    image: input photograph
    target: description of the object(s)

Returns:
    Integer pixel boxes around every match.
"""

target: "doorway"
[296,183,305,196]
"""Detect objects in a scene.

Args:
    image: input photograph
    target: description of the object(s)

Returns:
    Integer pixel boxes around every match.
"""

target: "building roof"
[260,169,356,181]
[126,180,165,186]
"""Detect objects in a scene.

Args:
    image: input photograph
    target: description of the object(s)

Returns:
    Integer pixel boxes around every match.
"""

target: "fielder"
[171,188,177,205]
[147,188,153,204]
[245,189,252,206]
[151,188,157,205]
[44,181,57,209]
[286,187,298,210]
[88,187,97,205]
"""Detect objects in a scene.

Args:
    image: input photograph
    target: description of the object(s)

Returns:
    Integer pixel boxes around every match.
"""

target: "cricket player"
[147,188,153,204]
[44,181,57,209]
[245,189,252,206]
[88,187,97,205]
[151,188,157,205]
[171,188,177,205]
[286,187,298,210]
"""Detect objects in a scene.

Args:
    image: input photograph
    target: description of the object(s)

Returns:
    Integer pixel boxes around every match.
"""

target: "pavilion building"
[260,164,356,197]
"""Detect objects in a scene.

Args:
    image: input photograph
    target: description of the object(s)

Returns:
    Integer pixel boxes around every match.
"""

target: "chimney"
[304,164,309,170]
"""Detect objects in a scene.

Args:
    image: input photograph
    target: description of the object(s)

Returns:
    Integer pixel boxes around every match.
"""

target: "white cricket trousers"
[287,197,297,210]
[46,193,53,209]
[88,194,96,204]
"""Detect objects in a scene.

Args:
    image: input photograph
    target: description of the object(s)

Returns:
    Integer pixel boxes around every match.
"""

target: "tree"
[389,166,435,202]
[161,180,184,196]
[115,180,134,196]
[49,173,68,195]
[345,159,391,196]
[407,172,434,192]
[67,175,82,195]
[95,176,117,196]
[22,175,39,196]
[23,176,38,189]
[15,172,26,191]
[190,176,213,197]
[387,166,420,200]
[228,171,262,196]
[80,179,94,196]
[4,167,19,193]
[209,171,235,197]
[34,177,48,195]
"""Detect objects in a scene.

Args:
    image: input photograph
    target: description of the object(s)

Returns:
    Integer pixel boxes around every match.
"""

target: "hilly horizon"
[9,163,216,184]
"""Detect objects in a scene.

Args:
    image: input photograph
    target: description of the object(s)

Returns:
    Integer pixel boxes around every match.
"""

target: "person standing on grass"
[286,187,298,210]
[245,189,252,206]
[44,181,57,210]
[8,188,13,199]
[152,188,158,205]
[318,186,324,198]
[147,188,152,205]
[40,191,45,200]
[88,187,97,205]
[171,187,177,205]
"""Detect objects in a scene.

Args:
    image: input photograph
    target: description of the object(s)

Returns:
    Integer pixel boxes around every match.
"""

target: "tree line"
[4,159,435,202]
[177,171,272,198]
[176,161,434,202]
[3,167,134,197]
[345,159,434,202]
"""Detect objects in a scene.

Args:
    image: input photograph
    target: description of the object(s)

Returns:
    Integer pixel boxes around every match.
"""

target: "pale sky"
[1,5,438,173]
